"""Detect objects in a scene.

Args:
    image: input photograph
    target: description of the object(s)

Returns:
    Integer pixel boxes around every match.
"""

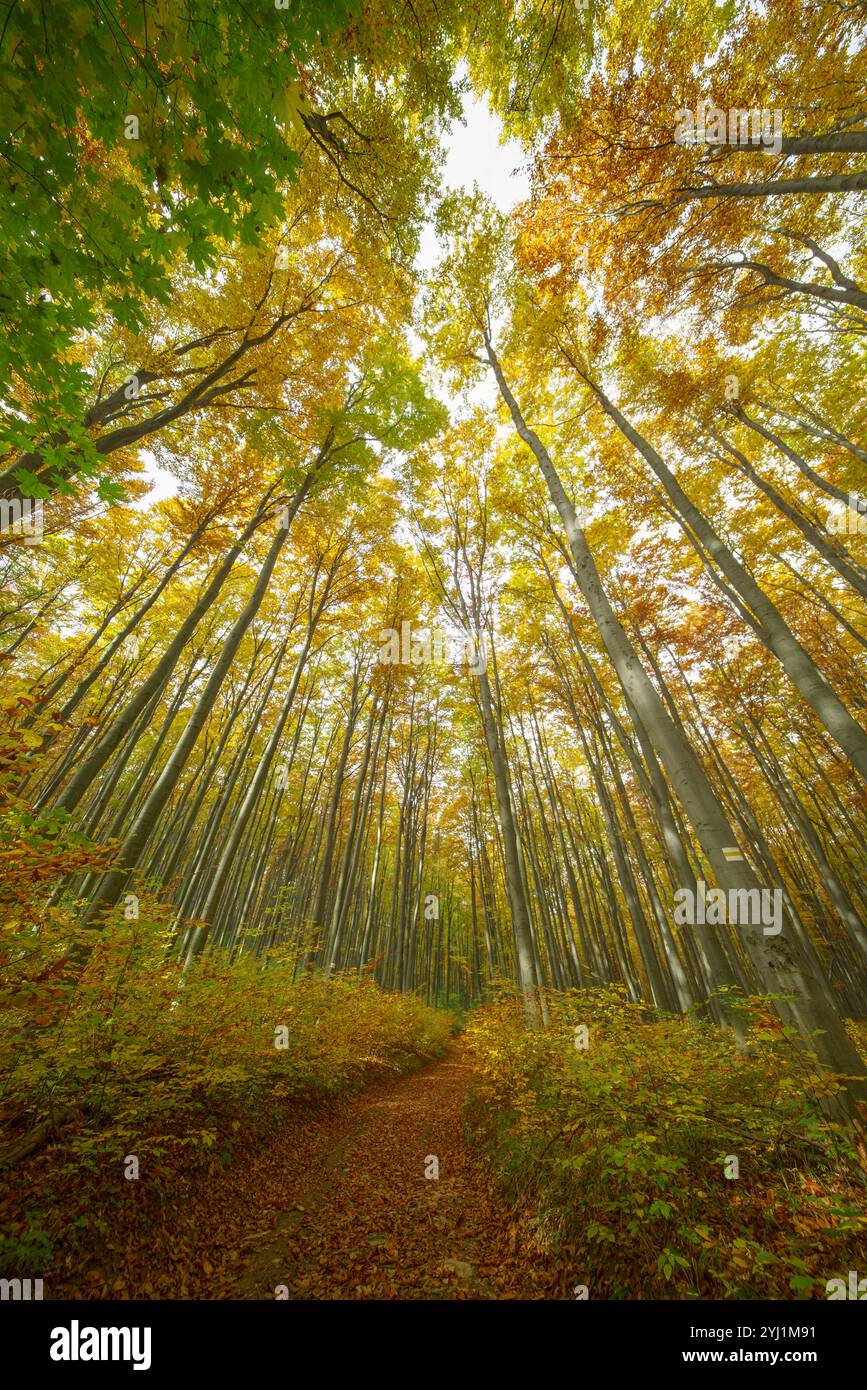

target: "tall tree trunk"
[484,333,867,1117]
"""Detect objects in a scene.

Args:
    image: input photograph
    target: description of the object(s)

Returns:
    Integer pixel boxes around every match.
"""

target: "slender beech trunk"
[48,494,279,816]
[568,360,867,784]
[78,471,317,932]
[483,331,867,1116]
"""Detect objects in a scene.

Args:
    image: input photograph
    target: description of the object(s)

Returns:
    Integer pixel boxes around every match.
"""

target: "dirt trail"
[236,1041,562,1299]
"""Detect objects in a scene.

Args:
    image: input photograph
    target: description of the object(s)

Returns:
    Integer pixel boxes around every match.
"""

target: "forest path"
[235,1041,560,1299]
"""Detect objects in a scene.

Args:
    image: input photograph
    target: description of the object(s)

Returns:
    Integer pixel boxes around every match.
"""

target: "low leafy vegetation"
[0,938,449,1294]
[0,803,451,1288]
[1,909,450,1167]
[0,751,450,1168]
[465,990,867,1300]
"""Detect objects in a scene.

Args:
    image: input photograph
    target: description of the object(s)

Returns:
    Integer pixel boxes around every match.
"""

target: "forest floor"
[236,1040,564,1299]
[11,1040,568,1300]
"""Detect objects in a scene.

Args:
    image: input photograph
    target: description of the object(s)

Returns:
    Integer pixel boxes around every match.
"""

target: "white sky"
[415,88,531,272]
[138,89,528,507]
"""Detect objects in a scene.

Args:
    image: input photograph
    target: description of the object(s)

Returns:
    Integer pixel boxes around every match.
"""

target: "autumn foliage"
[1,0,866,1307]
[465,993,867,1299]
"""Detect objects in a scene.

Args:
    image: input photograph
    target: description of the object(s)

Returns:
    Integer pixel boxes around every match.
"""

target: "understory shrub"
[0,898,452,1166]
[465,989,867,1299]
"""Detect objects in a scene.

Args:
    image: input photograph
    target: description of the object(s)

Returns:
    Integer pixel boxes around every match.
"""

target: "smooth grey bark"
[358,714,392,971]
[56,510,218,725]
[77,469,318,931]
[483,331,867,1115]
[573,365,867,783]
[674,171,867,200]
[309,660,365,962]
[49,495,279,815]
[327,699,387,970]
[736,408,851,506]
[0,295,321,502]
[711,432,867,601]
[184,560,336,968]
[424,493,542,1021]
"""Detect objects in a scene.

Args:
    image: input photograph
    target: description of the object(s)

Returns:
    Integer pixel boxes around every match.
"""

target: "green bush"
[465,988,867,1299]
